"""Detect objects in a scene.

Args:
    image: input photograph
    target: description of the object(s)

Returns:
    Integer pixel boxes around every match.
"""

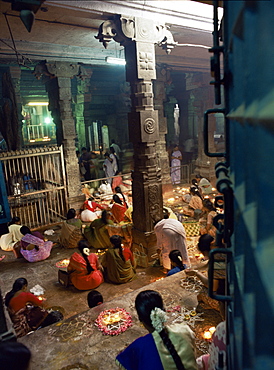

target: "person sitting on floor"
[167,250,187,277]
[183,187,203,219]
[84,210,114,249]
[5,278,62,338]
[101,235,136,284]
[0,217,23,251]
[81,196,106,222]
[114,186,129,208]
[199,199,217,238]
[116,290,197,370]
[87,290,104,308]
[19,226,53,263]
[111,194,127,223]
[185,234,226,319]
[67,240,104,290]
[59,209,83,249]
[66,208,82,229]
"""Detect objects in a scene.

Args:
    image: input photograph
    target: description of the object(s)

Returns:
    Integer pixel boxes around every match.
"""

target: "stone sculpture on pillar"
[96,15,177,248]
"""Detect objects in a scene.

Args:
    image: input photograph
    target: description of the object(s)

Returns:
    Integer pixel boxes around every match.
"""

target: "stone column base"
[131,227,157,261]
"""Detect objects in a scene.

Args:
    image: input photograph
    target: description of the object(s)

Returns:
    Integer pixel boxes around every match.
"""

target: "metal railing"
[0,146,68,229]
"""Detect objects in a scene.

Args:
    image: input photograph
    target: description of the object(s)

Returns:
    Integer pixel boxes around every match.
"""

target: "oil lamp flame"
[203,330,212,340]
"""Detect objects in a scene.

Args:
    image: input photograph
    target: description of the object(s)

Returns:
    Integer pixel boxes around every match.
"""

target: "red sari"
[67,253,103,290]
[111,202,127,223]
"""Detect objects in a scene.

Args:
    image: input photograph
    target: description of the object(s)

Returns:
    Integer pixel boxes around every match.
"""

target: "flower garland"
[95,308,132,336]
[150,307,167,333]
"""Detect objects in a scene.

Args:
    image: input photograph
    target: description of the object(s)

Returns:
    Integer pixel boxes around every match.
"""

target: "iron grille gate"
[0,146,68,229]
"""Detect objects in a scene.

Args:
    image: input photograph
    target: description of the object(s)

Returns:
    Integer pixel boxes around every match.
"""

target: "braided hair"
[77,240,94,274]
[169,250,185,271]
[5,278,28,307]
[110,235,125,262]
[101,210,109,225]
[189,186,203,200]
[135,290,185,370]
[115,186,128,208]
[113,194,123,205]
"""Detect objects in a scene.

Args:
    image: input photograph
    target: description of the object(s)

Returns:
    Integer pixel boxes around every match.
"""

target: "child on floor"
[167,250,187,277]
[87,290,103,308]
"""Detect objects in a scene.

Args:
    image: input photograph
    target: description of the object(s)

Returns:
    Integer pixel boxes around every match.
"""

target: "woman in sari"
[183,187,203,219]
[116,290,197,370]
[170,145,182,185]
[199,199,217,238]
[5,278,62,338]
[101,235,136,284]
[84,210,114,249]
[59,209,83,249]
[67,240,103,290]
[66,208,82,229]
[111,194,127,223]
[20,226,53,263]
[0,217,23,251]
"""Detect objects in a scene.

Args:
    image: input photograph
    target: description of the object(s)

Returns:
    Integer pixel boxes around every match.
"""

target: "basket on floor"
[182,220,200,237]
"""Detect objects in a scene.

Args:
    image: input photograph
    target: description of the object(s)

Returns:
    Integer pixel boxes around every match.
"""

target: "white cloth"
[154,218,189,269]
[110,153,118,174]
[110,143,121,158]
[199,178,212,194]
[0,224,23,251]
[170,150,182,185]
[80,210,98,222]
[103,158,115,184]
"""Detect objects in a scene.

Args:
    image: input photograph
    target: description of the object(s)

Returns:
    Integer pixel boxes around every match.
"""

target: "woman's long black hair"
[169,250,185,271]
[110,235,125,262]
[78,240,94,274]
[5,278,28,307]
[101,210,108,225]
[189,186,203,200]
[135,290,185,370]
[113,194,123,205]
[67,208,76,220]
[115,186,128,208]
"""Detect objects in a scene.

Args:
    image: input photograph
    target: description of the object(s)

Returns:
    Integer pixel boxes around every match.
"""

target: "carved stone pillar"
[45,62,82,206]
[154,66,172,195]
[96,15,176,252]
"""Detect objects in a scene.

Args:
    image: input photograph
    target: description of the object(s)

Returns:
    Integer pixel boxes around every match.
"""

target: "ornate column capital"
[96,15,177,54]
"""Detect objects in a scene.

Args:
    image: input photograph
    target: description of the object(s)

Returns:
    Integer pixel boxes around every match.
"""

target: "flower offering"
[95,307,132,336]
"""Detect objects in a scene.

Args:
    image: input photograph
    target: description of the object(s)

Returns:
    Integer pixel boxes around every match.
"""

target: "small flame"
[208,326,216,334]
[203,330,212,340]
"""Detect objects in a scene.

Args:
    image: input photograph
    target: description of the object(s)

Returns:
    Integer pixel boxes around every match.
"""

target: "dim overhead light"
[27,102,49,106]
[105,57,126,65]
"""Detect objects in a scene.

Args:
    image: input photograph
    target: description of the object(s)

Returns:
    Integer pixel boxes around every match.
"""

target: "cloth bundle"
[133,244,148,268]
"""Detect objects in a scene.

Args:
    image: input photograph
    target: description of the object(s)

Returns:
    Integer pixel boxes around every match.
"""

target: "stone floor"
[0,185,223,369]
[0,225,167,320]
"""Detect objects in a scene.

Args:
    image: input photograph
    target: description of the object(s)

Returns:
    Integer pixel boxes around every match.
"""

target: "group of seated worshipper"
[60,234,136,290]
[5,277,63,338]
[182,177,219,237]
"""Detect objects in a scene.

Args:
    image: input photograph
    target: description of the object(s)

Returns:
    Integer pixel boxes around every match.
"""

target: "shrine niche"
[96,15,176,249]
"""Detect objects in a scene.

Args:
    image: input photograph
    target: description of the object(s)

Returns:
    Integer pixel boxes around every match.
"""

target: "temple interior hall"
[0,1,273,369]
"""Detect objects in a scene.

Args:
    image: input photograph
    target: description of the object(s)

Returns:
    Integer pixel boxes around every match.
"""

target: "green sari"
[101,248,135,284]
[84,218,113,249]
